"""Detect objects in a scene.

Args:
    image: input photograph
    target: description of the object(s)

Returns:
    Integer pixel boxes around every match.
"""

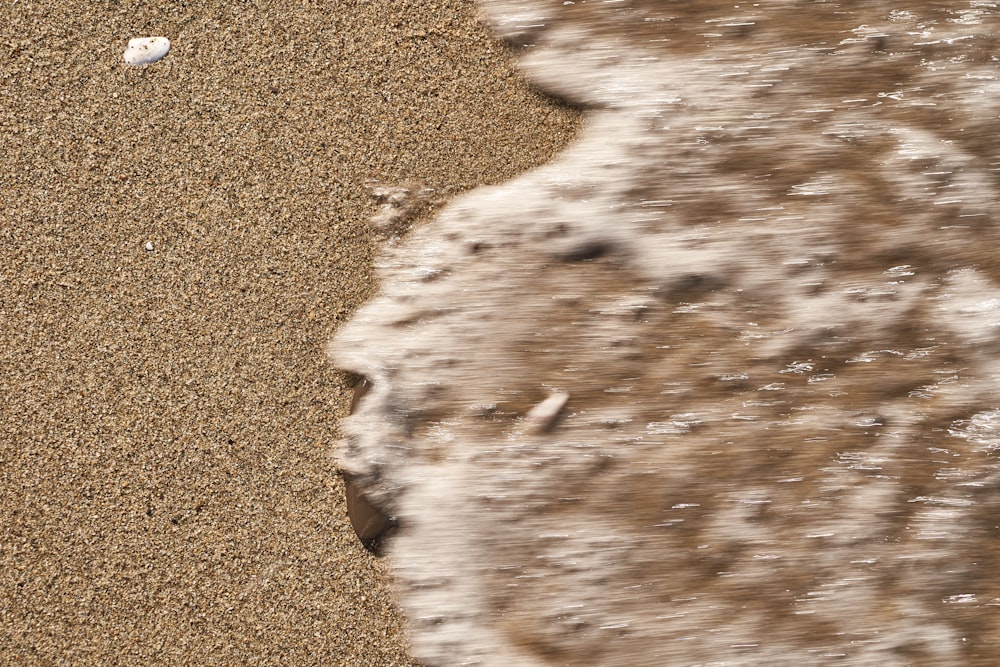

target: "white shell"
[123,37,170,66]
[521,391,570,435]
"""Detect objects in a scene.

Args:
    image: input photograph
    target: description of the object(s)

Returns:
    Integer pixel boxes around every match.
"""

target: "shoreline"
[0,1,580,663]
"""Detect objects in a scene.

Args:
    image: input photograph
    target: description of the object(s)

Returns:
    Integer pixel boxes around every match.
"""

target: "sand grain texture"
[0,1,579,664]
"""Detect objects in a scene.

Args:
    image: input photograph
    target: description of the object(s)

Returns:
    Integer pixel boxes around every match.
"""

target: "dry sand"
[0,1,579,664]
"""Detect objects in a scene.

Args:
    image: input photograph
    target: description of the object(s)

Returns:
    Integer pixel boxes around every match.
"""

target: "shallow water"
[332,2,1000,664]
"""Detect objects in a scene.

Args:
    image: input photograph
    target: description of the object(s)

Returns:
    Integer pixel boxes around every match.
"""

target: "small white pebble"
[124,37,171,66]
[144,241,154,252]
[522,391,570,435]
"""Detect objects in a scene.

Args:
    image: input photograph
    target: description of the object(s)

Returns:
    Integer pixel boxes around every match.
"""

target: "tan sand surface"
[0,1,579,664]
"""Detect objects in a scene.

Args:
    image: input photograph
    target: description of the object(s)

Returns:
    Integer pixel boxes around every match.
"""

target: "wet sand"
[0,1,579,664]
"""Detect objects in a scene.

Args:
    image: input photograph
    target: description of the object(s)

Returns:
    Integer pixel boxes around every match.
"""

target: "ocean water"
[332,2,1000,664]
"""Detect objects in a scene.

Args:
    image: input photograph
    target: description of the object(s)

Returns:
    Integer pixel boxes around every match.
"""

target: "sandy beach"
[0,1,579,664]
